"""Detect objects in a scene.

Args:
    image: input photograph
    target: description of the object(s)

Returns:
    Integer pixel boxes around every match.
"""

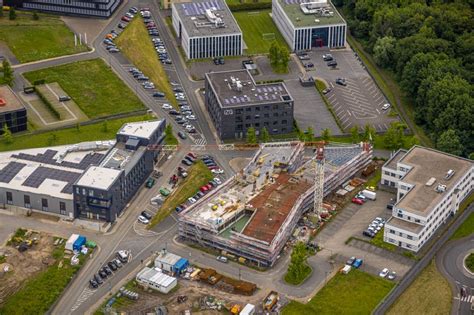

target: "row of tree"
[334,0,473,158]
[1,60,14,86]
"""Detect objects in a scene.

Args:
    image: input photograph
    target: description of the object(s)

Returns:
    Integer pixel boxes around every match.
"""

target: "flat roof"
[155,251,181,266]
[0,143,111,199]
[0,85,26,114]
[242,173,311,243]
[75,166,122,190]
[173,0,241,37]
[386,217,424,234]
[137,267,176,287]
[206,70,292,108]
[277,0,345,28]
[117,120,164,140]
[384,149,407,171]
[396,146,473,215]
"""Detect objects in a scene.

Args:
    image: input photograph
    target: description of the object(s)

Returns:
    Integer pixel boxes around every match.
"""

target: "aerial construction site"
[178,141,372,267]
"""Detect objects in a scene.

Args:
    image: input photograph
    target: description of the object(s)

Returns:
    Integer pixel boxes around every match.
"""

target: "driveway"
[303,49,399,132]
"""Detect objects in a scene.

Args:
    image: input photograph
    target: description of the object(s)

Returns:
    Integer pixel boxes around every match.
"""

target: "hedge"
[228,2,272,11]
[36,87,61,120]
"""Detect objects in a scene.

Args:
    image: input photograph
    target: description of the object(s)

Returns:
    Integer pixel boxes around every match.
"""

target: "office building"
[0,85,27,134]
[179,142,372,267]
[0,120,166,223]
[161,0,187,10]
[172,0,242,59]
[5,0,121,18]
[272,0,347,51]
[136,267,178,294]
[205,69,294,140]
[382,146,473,252]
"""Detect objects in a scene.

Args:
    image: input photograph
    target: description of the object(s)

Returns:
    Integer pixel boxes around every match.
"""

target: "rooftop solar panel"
[12,151,104,170]
[0,162,26,183]
[22,166,81,194]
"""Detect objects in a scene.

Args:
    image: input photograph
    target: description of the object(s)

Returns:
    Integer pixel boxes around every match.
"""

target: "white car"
[188,197,197,204]
[379,268,389,278]
[211,169,224,174]
[138,215,149,224]
[213,177,222,185]
[382,103,391,110]
[186,115,196,120]
[216,256,228,263]
[161,103,173,110]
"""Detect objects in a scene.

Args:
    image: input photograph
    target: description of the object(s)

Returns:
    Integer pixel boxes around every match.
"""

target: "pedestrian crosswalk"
[459,295,474,303]
[71,287,95,312]
[194,138,207,145]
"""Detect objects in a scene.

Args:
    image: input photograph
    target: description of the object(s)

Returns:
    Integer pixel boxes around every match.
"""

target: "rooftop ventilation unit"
[435,184,447,193]
[445,169,455,180]
[425,177,436,187]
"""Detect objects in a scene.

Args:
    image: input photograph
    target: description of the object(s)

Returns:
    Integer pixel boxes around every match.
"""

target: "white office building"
[382,146,473,252]
[272,0,346,51]
[172,0,242,59]
[136,267,177,294]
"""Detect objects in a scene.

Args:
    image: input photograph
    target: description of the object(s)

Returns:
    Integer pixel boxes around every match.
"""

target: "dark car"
[108,261,118,271]
[118,23,126,29]
[90,279,98,288]
[173,87,183,92]
[153,92,165,97]
[175,206,183,213]
[94,274,103,285]
[169,109,180,115]
[363,230,375,238]
[304,62,314,68]
[184,156,195,163]
[182,159,192,166]
[335,78,347,86]
[197,191,205,198]
[99,270,108,279]
[323,54,333,61]
[178,131,187,139]
[218,57,225,64]
[141,211,153,220]
[346,256,356,265]
[322,88,332,94]
[327,60,338,67]
[103,266,112,275]
[213,57,220,65]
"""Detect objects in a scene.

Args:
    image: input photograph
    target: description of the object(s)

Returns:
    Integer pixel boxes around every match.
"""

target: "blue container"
[73,236,87,251]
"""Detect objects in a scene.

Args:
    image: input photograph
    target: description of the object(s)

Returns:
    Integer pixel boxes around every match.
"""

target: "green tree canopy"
[246,127,257,144]
[437,129,463,156]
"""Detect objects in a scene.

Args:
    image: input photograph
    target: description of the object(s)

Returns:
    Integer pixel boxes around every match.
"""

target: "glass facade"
[189,34,242,59]
[20,0,121,17]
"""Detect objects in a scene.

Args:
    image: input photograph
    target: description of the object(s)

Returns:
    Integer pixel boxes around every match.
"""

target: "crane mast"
[313,143,325,219]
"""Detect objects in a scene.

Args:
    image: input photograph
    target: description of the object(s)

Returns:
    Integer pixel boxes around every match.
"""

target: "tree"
[350,126,359,143]
[279,45,290,69]
[437,129,463,156]
[286,242,309,282]
[268,41,279,66]
[384,122,406,150]
[101,120,108,133]
[321,128,331,142]
[373,36,396,68]
[362,124,376,142]
[246,127,257,144]
[32,12,39,20]
[469,152,474,161]
[2,125,13,144]
[305,126,314,142]
[2,60,14,86]
[260,127,270,143]
[9,8,16,20]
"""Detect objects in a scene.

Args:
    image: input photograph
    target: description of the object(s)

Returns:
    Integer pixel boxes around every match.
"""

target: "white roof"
[75,166,122,190]
[241,304,255,315]
[155,252,181,266]
[117,120,163,140]
[136,267,176,287]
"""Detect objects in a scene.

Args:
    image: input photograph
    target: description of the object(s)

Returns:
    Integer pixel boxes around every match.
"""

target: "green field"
[149,160,213,228]
[116,16,177,108]
[0,114,152,152]
[370,228,397,252]
[388,260,451,315]
[450,211,474,241]
[282,269,394,315]
[0,244,89,315]
[23,59,145,118]
[0,11,88,63]
[233,9,287,54]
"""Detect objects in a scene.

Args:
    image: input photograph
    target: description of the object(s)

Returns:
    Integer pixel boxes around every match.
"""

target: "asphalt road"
[437,235,474,315]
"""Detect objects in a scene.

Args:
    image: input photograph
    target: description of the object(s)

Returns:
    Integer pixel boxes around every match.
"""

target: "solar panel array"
[325,147,363,166]
[0,162,26,183]
[181,1,222,16]
[22,166,81,194]
[12,150,104,170]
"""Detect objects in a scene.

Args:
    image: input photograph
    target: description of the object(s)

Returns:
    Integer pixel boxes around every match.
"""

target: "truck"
[361,189,377,200]
[263,291,278,311]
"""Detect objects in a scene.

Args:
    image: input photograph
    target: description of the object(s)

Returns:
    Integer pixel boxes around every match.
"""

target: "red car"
[200,186,209,193]
[205,184,212,190]
[187,152,197,159]
[352,197,364,205]
[121,16,130,22]
[208,165,219,170]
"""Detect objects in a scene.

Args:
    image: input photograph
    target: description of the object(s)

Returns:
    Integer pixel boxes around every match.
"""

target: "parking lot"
[303,49,399,132]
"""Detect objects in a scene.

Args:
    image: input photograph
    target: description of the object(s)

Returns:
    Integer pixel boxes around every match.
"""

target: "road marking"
[460,295,474,303]
[71,287,96,312]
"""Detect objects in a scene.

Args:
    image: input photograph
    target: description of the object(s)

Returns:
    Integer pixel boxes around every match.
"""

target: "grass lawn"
[148,160,213,228]
[366,169,382,188]
[388,260,451,315]
[23,59,144,118]
[0,114,152,152]
[466,253,474,273]
[450,210,474,241]
[0,12,88,63]
[164,130,178,145]
[282,269,394,315]
[0,245,89,315]
[233,9,287,54]
[370,228,397,252]
[115,16,177,108]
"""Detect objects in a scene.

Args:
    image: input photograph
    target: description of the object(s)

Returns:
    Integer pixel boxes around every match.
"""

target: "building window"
[245,107,251,112]
[255,106,260,111]
[60,202,66,215]
[6,192,12,205]
[407,235,413,240]
[264,113,269,118]
[273,121,278,125]
[24,195,31,208]
[245,115,251,120]
[389,229,395,234]
[273,112,279,117]
[42,198,48,211]
[282,120,287,124]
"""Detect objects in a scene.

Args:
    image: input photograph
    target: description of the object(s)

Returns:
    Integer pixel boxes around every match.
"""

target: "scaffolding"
[178,141,373,267]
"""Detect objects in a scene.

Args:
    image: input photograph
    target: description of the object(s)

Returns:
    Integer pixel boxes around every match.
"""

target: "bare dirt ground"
[0,231,57,305]
[114,280,266,315]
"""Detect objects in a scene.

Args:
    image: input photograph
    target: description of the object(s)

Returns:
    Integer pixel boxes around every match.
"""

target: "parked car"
[322,88,332,95]
[188,197,197,204]
[138,215,149,224]
[346,256,356,265]
[298,54,310,60]
[216,256,228,263]
[141,211,153,220]
[58,95,71,102]
[379,268,389,278]
[98,270,108,279]
[213,178,222,185]
[94,274,103,284]
[160,187,171,196]
[211,169,224,174]
[182,159,192,166]
[145,177,155,188]
[108,261,118,271]
[187,152,197,159]
[169,109,180,115]
[323,54,333,61]
[352,258,363,268]
[363,230,375,238]
[352,197,364,205]
[178,131,187,139]
[113,259,123,268]
[103,266,112,275]
[387,271,397,280]
[382,103,391,110]
[304,62,314,68]
[90,279,98,288]
[162,103,173,110]
[327,60,338,67]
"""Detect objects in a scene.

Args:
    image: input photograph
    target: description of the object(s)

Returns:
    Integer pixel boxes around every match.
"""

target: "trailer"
[263,291,278,311]
[361,189,376,200]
